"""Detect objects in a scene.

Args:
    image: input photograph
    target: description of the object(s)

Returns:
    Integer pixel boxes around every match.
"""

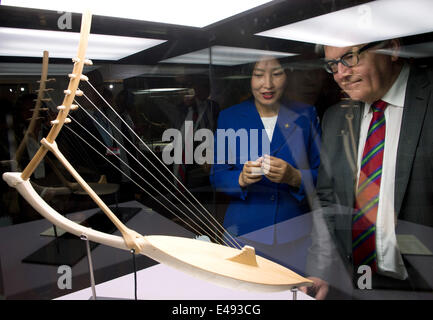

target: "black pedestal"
[22,206,141,266]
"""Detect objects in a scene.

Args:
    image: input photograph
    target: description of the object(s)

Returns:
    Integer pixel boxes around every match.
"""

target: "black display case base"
[22,206,141,266]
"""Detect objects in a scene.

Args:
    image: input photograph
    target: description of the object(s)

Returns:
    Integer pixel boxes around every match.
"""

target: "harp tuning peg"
[26,117,44,121]
[35,88,54,93]
[38,78,55,83]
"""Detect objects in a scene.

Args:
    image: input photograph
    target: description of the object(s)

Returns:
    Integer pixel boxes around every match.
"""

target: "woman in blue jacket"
[211,56,321,250]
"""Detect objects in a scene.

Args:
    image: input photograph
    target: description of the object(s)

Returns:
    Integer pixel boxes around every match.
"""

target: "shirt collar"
[363,63,410,116]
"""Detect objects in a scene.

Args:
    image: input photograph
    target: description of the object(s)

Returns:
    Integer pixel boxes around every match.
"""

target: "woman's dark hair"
[242,55,290,78]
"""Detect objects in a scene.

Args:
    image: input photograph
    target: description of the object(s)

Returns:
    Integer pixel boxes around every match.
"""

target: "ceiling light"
[0,63,97,76]
[160,46,296,66]
[378,41,433,59]
[0,27,166,60]
[133,88,188,94]
[256,0,433,47]
[224,75,251,80]
[1,0,272,28]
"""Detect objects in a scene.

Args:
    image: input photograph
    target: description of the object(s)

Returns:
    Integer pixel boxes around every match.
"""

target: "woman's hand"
[239,159,263,188]
[262,155,301,188]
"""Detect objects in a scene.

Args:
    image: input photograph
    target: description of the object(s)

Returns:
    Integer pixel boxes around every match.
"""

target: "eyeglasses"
[323,41,384,74]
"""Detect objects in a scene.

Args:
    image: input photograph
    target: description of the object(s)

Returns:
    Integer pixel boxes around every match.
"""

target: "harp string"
[63,123,208,239]
[45,92,102,173]
[71,100,234,248]
[46,90,240,249]
[45,92,223,245]
[82,80,241,249]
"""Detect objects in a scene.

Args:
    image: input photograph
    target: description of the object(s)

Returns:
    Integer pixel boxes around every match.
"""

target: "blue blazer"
[210,99,321,244]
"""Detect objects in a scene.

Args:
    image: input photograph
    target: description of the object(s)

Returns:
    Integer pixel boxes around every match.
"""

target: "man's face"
[324,43,398,104]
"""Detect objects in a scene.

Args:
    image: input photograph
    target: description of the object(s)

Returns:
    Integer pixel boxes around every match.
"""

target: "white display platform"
[55,263,314,300]
[0,201,194,299]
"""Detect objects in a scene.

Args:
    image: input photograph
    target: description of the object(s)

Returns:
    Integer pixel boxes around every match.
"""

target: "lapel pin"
[285,123,289,128]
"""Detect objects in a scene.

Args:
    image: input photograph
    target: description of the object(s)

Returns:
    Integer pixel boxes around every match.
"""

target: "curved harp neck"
[14,50,50,163]
[21,11,92,181]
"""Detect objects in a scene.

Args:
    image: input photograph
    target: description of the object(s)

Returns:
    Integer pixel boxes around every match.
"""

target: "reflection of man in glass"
[65,70,125,184]
[284,64,340,120]
[303,39,433,299]
[174,75,220,191]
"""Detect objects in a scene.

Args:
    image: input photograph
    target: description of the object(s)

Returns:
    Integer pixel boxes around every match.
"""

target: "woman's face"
[251,57,287,110]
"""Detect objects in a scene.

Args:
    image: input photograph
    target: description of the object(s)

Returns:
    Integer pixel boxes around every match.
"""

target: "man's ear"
[389,39,401,62]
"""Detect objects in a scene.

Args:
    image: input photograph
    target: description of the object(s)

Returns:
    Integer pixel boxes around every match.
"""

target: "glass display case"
[0,0,432,301]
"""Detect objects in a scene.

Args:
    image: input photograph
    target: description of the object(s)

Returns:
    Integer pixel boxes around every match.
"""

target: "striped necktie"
[352,100,387,273]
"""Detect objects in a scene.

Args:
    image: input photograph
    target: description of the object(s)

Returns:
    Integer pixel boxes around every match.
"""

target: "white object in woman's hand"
[239,158,264,187]
[249,157,265,176]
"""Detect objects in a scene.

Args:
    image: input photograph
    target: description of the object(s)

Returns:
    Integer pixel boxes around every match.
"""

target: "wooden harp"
[3,11,312,294]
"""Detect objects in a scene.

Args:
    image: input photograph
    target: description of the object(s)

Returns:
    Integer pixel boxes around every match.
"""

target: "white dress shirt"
[261,115,278,142]
[356,63,410,280]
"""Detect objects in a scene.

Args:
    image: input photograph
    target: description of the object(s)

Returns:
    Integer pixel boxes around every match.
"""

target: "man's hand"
[262,154,301,187]
[299,277,329,300]
[239,159,263,187]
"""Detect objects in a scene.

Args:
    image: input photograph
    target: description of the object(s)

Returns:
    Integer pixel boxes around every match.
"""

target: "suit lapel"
[270,105,297,156]
[342,102,363,207]
[395,67,431,216]
[243,99,265,132]
[240,99,261,119]
[239,100,267,160]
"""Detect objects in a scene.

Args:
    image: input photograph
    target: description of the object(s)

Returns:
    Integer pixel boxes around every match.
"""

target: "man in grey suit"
[301,39,433,299]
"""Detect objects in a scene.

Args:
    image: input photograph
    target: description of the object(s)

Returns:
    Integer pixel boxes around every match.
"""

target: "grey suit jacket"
[306,64,433,282]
